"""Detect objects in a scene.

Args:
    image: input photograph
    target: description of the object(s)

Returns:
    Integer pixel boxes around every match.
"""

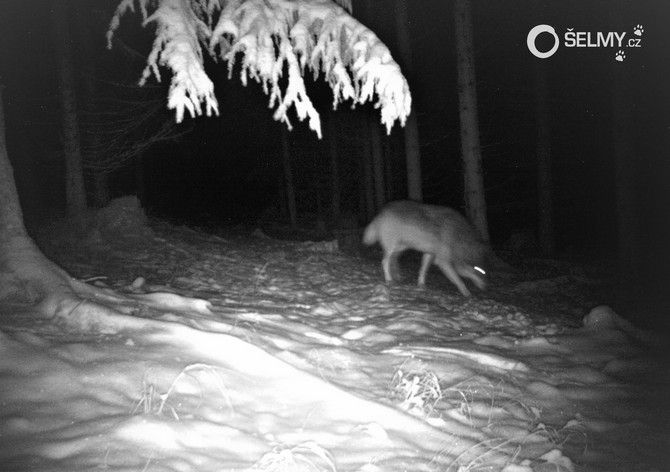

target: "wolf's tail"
[362,218,379,246]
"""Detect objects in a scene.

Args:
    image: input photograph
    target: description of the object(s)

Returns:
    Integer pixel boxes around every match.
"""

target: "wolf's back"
[363,202,425,247]
[363,200,487,256]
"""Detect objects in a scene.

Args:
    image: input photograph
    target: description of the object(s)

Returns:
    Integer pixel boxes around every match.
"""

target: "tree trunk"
[327,114,341,223]
[454,0,489,241]
[383,133,393,201]
[369,113,385,211]
[606,1,639,278]
[394,0,423,202]
[535,61,555,255]
[280,128,297,228]
[313,149,326,233]
[92,171,110,208]
[361,117,375,221]
[403,114,422,202]
[277,169,288,219]
[76,3,109,208]
[0,86,28,244]
[612,62,639,275]
[52,0,87,222]
[135,153,146,204]
[0,84,86,310]
[1,87,214,333]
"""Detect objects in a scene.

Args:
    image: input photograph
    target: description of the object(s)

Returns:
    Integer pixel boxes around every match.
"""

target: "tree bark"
[383,132,393,202]
[327,114,341,223]
[403,113,422,202]
[0,85,28,243]
[612,62,639,275]
[92,171,110,208]
[607,1,639,277]
[135,152,146,204]
[369,113,385,211]
[313,148,326,233]
[394,0,423,202]
[1,87,205,330]
[0,84,79,306]
[52,0,87,221]
[76,3,109,208]
[361,117,375,221]
[454,0,489,241]
[280,128,297,228]
[535,61,555,255]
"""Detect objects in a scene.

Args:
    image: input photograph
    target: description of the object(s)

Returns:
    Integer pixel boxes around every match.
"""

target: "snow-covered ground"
[1,221,668,472]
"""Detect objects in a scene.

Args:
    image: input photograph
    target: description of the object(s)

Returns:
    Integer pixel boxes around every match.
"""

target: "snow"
[1,224,669,471]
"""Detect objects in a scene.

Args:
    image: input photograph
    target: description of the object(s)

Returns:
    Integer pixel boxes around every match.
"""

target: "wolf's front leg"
[418,253,435,286]
[437,260,471,296]
[460,266,486,290]
[382,251,396,282]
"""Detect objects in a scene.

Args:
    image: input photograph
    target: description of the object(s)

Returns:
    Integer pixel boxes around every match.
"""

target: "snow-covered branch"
[107,0,411,136]
[108,0,219,123]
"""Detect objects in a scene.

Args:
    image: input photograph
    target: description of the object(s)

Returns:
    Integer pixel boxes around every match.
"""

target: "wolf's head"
[457,261,487,290]
[449,239,493,291]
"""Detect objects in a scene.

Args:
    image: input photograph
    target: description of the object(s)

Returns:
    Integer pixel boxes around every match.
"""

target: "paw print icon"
[615,50,626,62]
[633,24,644,36]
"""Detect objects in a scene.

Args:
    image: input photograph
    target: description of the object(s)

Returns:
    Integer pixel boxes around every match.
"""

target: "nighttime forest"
[0,1,668,471]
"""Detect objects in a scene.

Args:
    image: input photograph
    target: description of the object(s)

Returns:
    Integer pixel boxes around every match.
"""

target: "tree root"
[2,235,212,334]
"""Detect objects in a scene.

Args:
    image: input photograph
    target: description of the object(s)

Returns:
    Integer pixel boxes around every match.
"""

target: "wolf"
[363,200,489,296]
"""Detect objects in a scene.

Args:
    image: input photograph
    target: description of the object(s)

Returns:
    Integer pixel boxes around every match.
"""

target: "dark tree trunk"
[92,171,110,208]
[52,0,87,222]
[612,63,639,275]
[0,86,27,243]
[394,0,422,202]
[327,114,341,223]
[454,0,489,241]
[135,153,146,204]
[277,169,288,219]
[361,116,375,221]
[1,87,199,331]
[383,133,393,201]
[76,4,109,208]
[403,114,422,202]
[313,149,326,233]
[0,85,81,308]
[535,62,555,256]
[280,128,297,228]
[369,113,385,211]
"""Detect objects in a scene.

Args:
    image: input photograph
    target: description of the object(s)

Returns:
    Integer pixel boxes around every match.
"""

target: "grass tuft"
[133,363,233,419]
[251,441,337,472]
[391,368,443,417]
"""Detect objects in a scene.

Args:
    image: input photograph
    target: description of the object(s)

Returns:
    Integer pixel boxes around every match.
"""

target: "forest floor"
[0,208,668,472]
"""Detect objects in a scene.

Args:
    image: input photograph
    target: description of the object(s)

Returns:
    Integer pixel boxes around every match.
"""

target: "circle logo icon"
[527,25,559,58]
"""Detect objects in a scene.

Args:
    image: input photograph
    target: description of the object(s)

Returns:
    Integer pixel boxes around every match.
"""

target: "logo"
[527,24,644,61]
[527,25,560,59]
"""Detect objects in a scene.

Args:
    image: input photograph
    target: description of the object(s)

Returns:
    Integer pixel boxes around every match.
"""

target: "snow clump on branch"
[107,0,411,137]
